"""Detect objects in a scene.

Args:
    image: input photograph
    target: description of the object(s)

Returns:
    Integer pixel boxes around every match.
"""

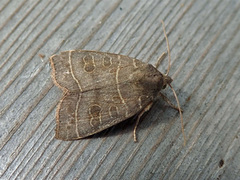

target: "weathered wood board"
[0,0,239,179]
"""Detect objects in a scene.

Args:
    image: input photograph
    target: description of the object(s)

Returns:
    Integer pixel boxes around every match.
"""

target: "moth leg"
[133,102,153,142]
[159,92,183,112]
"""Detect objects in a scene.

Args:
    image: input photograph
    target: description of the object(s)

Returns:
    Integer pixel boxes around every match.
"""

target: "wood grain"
[0,0,239,179]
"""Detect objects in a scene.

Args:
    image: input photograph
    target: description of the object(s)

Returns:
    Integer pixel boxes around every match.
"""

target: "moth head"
[162,75,173,89]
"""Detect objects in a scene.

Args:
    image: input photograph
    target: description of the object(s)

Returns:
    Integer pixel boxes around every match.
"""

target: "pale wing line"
[138,97,142,109]
[89,107,94,128]
[69,50,83,138]
[133,58,138,68]
[75,94,81,137]
[69,50,83,91]
[99,107,102,124]
[116,55,129,117]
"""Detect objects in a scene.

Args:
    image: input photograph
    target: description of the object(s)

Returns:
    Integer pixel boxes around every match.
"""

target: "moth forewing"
[50,51,161,140]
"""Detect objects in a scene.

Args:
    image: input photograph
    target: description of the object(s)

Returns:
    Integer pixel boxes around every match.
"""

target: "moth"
[50,21,186,144]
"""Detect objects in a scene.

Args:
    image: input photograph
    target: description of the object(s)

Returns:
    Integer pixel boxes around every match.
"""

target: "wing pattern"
[50,50,154,140]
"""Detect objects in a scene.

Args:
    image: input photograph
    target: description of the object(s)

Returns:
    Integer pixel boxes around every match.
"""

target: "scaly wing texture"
[50,50,154,140]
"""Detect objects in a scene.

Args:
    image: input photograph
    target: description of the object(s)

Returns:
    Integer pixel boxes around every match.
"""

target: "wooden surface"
[0,0,239,179]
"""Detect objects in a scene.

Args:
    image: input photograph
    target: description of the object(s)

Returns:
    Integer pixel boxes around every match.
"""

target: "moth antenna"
[161,20,171,76]
[161,20,185,145]
[168,84,186,146]
[155,52,167,69]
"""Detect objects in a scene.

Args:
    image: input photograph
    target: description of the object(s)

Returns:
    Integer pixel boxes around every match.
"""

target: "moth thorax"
[139,70,164,95]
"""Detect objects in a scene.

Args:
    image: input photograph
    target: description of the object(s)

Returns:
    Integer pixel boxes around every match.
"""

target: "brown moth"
[50,21,186,144]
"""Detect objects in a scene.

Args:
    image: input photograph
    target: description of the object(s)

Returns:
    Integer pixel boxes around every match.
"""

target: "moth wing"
[50,50,146,93]
[50,51,79,92]
[56,84,153,140]
[51,50,155,140]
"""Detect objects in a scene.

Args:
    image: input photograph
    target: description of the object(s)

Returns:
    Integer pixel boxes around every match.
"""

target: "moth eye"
[163,84,167,89]
[151,74,158,78]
